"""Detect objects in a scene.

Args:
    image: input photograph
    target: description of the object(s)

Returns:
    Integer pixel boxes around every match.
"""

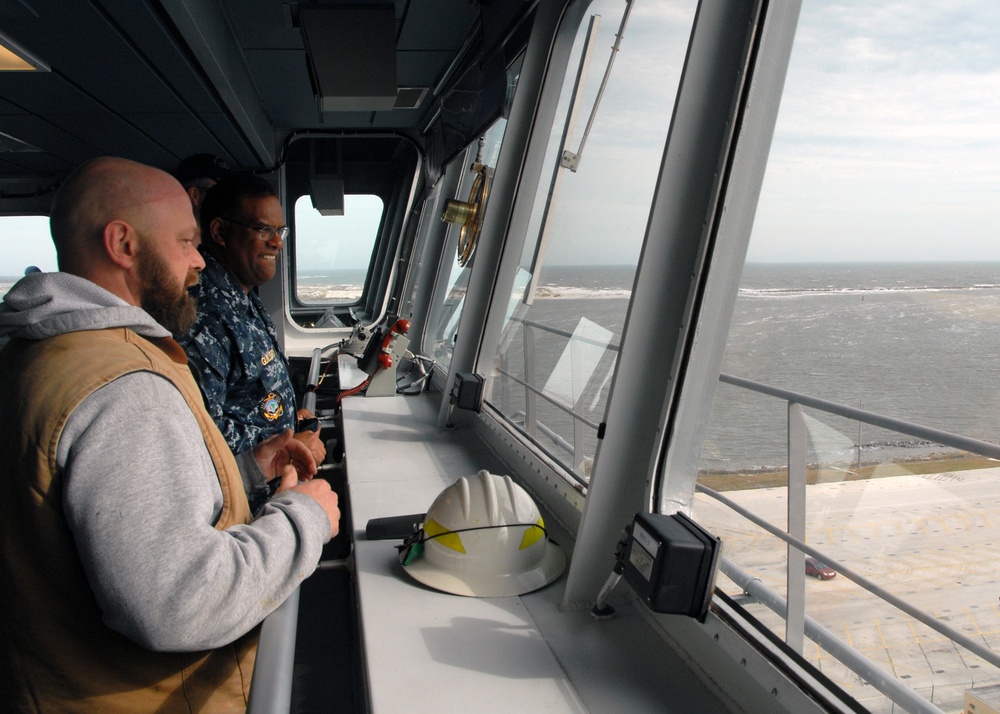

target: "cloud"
[747,0,1000,262]
[546,0,1000,266]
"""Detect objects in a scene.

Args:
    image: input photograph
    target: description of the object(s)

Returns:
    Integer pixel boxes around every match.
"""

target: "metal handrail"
[519,317,622,351]
[720,556,944,714]
[247,349,325,712]
[498,317,618,471]
[697,482,1000,670]
[494,366,602,431]
[718,372,1000,459]
[497,319,1000,707]
[246,589,300,714]
[701,372,1000,711]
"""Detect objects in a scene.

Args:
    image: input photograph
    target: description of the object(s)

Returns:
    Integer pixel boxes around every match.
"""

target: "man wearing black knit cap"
[173,153,232,223]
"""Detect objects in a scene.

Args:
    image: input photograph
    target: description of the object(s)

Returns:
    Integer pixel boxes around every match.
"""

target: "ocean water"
[516,262,1000,471]
[708,262,1000,470]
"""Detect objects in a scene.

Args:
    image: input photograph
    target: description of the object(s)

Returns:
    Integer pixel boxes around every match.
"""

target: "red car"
[805,557,837,580]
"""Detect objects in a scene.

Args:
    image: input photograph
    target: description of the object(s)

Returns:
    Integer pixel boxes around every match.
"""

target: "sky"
[539,0,1000,265]
[746,1,1000,262]
[4,1,1000,274]
[293,193,384,271]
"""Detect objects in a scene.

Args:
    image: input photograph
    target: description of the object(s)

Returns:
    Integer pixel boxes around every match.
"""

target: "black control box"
[622,511,721,622]
[451,371,484,412]
[356,322,388,375]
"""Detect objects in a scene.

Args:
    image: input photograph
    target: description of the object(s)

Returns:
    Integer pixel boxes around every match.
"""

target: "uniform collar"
[199,251,255,314]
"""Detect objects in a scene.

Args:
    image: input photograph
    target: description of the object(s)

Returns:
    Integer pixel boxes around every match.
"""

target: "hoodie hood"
[0,272,171,341]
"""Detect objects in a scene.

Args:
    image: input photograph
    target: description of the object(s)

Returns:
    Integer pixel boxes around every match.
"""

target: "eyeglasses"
[223,217,289,242]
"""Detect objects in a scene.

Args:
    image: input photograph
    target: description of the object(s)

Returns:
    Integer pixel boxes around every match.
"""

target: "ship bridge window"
[292,193,383,308]
[0,215,55,299]
[282,134,419,328]
[426,117,509,370]
[486,0,697,489]
[689,3,1000,712]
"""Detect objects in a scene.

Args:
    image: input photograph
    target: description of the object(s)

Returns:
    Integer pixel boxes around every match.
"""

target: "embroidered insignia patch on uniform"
[260,392,284,421]
[261,348,276,366]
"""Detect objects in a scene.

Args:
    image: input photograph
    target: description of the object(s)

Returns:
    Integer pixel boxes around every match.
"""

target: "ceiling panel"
[0,153,73,179]
[100,0,234,114]
[0,72,107,116]
[122,112,239,167]
[397,1,479,51]
[0,0,534,195]
[243,49,317,130]
[0,114,99,170]
[221,0,301,50]
[45,112,177,167]
[0,95,28,115]
[8,2,185,114]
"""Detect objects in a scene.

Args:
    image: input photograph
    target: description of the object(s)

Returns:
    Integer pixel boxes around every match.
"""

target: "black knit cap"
[173,153,232,185]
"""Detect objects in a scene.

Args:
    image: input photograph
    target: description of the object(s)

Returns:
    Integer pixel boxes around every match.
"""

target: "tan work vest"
[0,328,257,713]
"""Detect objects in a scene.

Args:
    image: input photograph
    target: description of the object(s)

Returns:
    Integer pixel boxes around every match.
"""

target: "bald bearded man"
[0,156,339,713]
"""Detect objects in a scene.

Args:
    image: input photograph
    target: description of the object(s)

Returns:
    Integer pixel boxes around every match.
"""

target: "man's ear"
[186,185,203,208]
[103,220,139,269]
[208,217,227,247]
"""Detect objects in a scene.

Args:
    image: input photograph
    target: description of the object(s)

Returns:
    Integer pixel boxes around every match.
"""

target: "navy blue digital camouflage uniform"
[180,251,296,457]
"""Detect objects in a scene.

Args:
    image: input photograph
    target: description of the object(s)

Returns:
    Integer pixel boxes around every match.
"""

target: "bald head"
[50,157,188,273]
[48,156,203,310]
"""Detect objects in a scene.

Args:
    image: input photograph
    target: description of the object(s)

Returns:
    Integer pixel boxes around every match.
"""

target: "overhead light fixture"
[0,31,49,72]
[0,131,42,152]
[299,5,397,112]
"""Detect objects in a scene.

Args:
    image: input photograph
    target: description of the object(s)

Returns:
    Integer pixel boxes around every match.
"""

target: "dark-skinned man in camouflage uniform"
[180,174,325,512]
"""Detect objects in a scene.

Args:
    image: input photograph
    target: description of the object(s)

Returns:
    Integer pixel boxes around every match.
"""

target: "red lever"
[377,320,410,370]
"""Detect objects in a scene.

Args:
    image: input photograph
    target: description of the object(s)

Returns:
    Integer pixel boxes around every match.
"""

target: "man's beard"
[137,244,198,337]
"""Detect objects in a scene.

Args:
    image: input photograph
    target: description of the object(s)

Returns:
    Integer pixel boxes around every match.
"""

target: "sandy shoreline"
[697,451,999,491]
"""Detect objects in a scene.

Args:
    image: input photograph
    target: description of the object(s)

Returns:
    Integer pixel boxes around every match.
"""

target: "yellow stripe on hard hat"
[519,517,546,550]
[424,518,466,553]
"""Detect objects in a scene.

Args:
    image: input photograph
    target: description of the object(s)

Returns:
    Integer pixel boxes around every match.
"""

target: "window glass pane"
[0,216,55,298]
[427,117,510,369]
[692,4,1000,711]
[488,0,696,485]
[294,193,383,305]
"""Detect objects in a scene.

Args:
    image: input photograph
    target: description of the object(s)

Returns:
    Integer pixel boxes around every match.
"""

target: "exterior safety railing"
[495,317,618,482]
[699,372,1000,713]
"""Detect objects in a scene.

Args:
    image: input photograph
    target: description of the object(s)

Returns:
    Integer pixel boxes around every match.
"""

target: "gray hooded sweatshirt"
[0,272,331,651]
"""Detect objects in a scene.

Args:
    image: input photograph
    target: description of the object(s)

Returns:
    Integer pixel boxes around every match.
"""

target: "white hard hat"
[399,470,566,597]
